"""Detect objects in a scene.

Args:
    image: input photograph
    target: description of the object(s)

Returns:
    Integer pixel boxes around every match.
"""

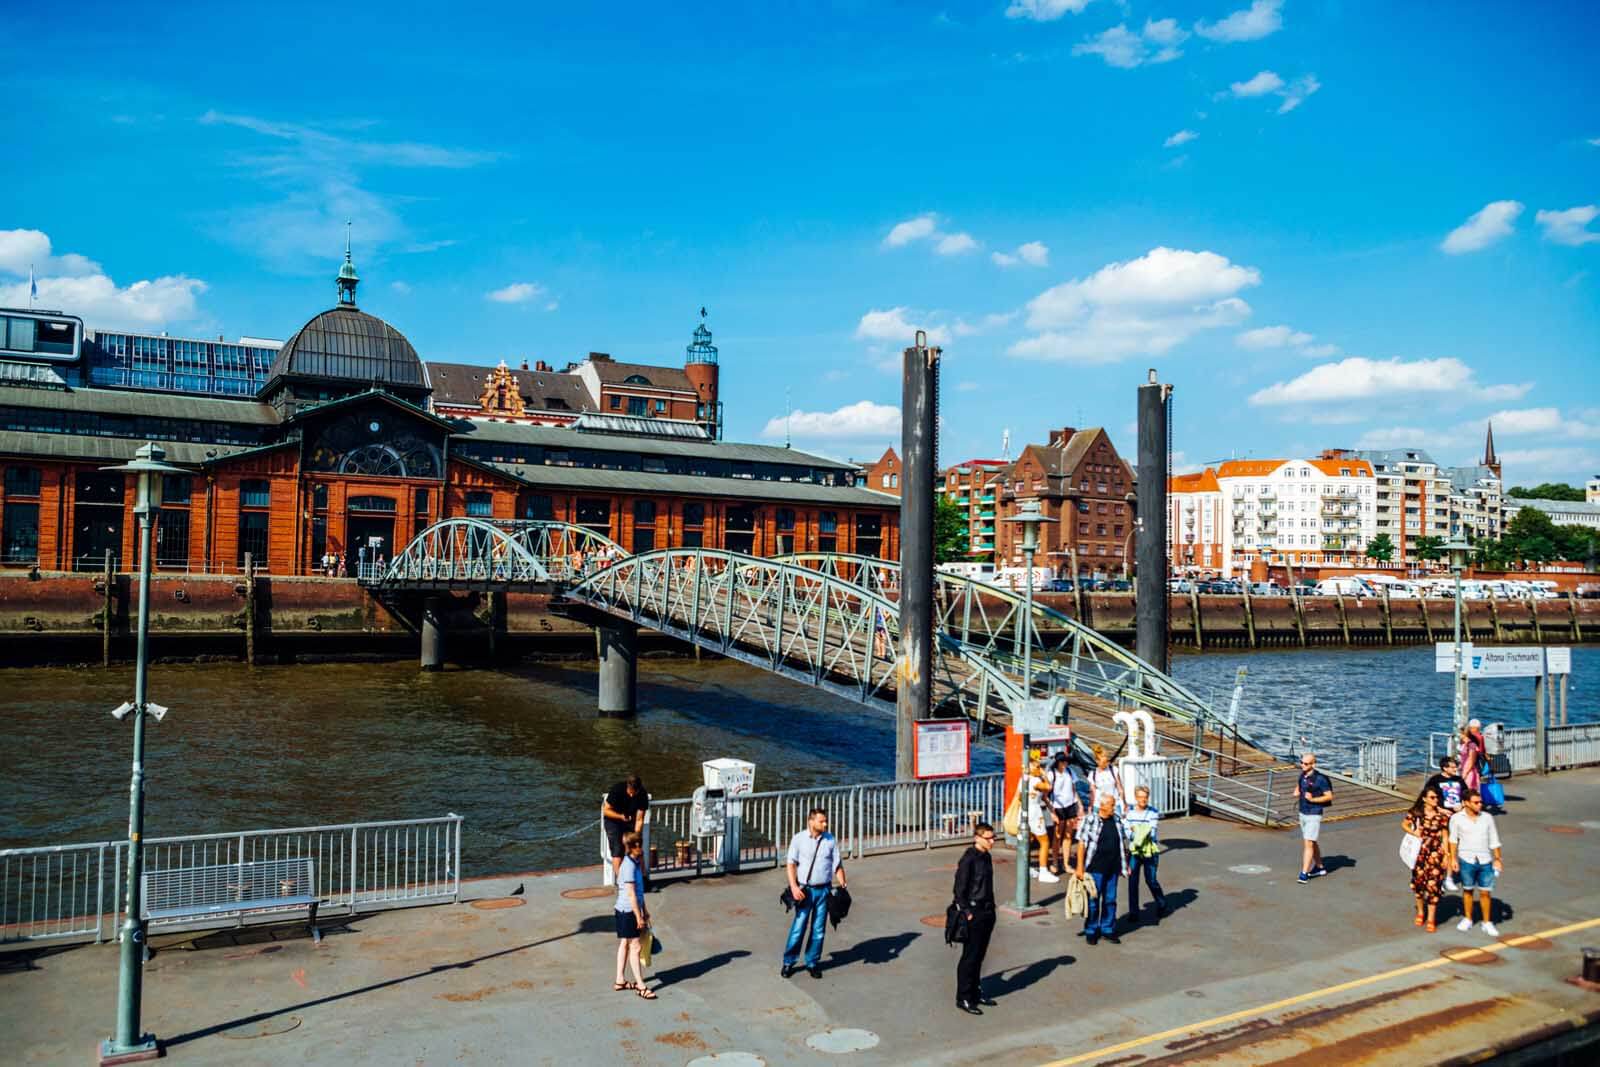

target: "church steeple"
[336,221,360,306]
[1483,421,1500,477]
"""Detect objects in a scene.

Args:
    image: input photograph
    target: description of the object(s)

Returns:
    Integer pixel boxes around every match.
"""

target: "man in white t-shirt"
[1447,789,1504,938]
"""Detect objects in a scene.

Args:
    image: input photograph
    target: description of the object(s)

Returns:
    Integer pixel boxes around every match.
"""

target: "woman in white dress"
[1024,757,1058,883]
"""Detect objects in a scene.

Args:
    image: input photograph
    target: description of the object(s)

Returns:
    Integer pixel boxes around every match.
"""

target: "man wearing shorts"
[1294,753,1333,885]
[1448,789,1503,938]
[603,774,649,883]
[1048,752,1079,875]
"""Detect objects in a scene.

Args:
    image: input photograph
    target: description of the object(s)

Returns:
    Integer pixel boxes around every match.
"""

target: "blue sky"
[2,1,1597,485]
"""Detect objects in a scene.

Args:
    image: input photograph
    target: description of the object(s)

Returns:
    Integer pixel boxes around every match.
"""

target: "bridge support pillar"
[421,597,446,672]
[597,621,638,718]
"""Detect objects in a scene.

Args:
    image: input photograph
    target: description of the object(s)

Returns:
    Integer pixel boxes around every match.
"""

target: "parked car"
[1249,581,1283,596]
[1314,577,1375,597]
[1168,578,1193,593]
[1108,579,1133,592]
[1045,578,1075,592]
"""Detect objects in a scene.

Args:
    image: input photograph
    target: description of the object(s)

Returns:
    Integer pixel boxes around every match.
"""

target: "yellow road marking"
[1038,915,1600,1067]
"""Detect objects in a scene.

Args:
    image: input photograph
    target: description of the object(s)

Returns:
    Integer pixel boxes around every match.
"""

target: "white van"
[938,561,996,582]
[1314,577,1374,597]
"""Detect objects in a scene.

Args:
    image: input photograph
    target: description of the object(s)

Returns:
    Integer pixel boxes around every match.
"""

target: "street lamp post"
[100,442,185,1065]
[1445,535,1472,737]
[1002,500,1055,912]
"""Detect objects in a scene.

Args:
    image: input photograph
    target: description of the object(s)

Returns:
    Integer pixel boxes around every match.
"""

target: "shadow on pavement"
[160,914,613,1050]
[1322,855,1358,872]
[1159,838,1209,851]
[984,954,1075,997]
[825,931,920,969]
[652,949,751,986]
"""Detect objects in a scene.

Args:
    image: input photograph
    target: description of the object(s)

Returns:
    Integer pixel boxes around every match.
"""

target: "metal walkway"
[365,524,1408,826]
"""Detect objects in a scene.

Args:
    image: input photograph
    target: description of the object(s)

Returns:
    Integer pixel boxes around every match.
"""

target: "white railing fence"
[1428,723,1600,776]
[1,814,462,946]
[1356,738,1399,787]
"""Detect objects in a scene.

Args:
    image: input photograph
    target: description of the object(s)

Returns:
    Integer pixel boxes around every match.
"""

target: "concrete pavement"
[4,769,1599,1066]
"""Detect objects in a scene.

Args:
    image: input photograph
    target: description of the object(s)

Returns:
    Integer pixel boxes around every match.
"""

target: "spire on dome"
[337,221,360,306]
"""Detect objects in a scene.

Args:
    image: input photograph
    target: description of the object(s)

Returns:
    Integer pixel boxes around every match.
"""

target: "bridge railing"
[1,814,462,946]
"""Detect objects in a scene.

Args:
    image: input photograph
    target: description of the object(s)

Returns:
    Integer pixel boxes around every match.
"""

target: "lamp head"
[102,442,188,514]
[1444,535,1471,572]
[1003,498,1056,553]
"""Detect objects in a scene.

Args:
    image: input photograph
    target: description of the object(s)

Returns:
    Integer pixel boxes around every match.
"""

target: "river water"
[1,646,1591,874]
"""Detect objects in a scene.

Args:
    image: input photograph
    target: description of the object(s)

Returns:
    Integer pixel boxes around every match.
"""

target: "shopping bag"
[1002,795,1022,839]
[1399,833,1421,870]
[640,927,660,966]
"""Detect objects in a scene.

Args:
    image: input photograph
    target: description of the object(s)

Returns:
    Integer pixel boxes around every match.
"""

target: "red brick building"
[994,427,1135,578]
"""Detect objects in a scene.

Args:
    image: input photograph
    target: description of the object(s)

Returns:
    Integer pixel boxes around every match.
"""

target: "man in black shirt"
[603,774,648,883]
[952,822,998,1015]
[1422,756,1466,814]
[1075,795,1129,945]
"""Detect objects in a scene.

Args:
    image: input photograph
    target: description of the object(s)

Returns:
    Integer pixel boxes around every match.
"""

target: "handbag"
[1481,777,1506,809]
[1399,832,1421,870]
[944,902,969,945]
[780,837,823,911]
[640,929,661,966]
[1064,873,1090,918]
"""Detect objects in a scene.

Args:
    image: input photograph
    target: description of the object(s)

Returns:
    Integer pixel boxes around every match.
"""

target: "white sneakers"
[1039,870,1060,883]
[1452,918,1501,937]
[1456,917,1473,932]
[1481,921,1500,938]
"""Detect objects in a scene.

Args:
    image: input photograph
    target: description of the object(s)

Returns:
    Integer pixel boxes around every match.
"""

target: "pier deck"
[4,769,1597,1066]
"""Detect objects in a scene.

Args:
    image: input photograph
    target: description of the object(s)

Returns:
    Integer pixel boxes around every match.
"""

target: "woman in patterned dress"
[1404,786,1450,932]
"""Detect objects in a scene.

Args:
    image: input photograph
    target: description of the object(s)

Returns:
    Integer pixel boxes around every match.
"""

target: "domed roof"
[265,305,429,394]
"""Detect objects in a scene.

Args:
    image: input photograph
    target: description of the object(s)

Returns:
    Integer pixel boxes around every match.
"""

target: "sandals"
[613,981,635,992]
[1425,922,1437,933]
[1414,915,1425,927]
[636,986,658,1000]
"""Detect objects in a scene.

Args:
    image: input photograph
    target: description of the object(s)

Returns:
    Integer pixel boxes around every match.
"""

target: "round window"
[368,419,382,433]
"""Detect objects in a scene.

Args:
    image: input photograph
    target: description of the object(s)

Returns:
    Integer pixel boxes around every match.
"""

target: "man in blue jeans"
[781,807,847,979]
[1074,795,1130,945]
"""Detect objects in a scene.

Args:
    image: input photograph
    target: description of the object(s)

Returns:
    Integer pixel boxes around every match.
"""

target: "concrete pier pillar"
[597,621,638,718]
[421,596,445,672]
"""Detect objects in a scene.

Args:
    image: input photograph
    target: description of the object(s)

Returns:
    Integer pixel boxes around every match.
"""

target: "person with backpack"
[951,822,998,1014]
[1088,744,1124,815]
[1294,752,1334,885]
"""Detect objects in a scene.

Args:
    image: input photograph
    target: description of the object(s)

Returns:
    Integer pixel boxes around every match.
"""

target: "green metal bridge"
[366,520,1409,826]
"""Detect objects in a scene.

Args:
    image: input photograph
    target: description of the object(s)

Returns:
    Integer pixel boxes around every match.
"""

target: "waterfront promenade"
[4,769,1598,1066]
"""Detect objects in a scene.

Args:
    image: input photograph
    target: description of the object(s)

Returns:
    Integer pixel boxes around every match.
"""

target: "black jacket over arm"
[953,847,995,912]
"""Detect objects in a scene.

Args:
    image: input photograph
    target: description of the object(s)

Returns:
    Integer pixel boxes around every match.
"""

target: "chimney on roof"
[520,359,529,371]
[589,352,612,362]
[535,360,551,372]
[1048,427,1076,448]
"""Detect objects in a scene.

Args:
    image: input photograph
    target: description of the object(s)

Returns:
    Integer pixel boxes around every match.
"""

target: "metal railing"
[1,814,462,946]
[1119,757,1193,816]
[1356,738,1399,787]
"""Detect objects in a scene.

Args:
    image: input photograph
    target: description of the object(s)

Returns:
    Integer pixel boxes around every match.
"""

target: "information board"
[913,720,971,780]
[1435,643,1571,678]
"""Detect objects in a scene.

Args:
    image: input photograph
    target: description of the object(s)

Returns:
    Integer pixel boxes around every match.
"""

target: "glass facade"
[85,331,278,397]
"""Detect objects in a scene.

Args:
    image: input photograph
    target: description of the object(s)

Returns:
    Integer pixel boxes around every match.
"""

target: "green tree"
[1506,482,1584,502]
[933,495,969,564]
[1413,535,1445,562]
[1365,533,1395,562]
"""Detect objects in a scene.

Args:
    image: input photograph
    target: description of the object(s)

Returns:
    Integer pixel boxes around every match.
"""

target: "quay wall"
[0,572,1596,665]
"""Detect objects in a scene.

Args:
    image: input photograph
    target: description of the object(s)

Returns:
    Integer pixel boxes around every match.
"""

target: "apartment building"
[937,458,1007,558]
[995,427,1134,578]
[1169,455,1378,575]
[1349,426,1502,561]
[1585,475,1599,504]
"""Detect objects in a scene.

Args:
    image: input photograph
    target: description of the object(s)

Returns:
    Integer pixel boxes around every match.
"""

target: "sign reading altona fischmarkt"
[1435,643,1572,678]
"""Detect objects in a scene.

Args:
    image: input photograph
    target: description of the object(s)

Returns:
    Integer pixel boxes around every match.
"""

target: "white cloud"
[855,307,951,347]
[1196,0,1284,43]
[0,229,102,277]
[1589,137,1600,148]
[1164,129,1198,148]
[1277,75,1321,113]
[1498,447,1600,483]
[1236,324,1313,349]
[883,214,939,248]
[1017,241,1050,266]
[1073,20,1189,69]
[485,282,547,304]
[936,232,979,255]
[1535,205,1600,246]
[993,241,1049,268]
[1010,247,1260,363]
[1441,200,1524,254]
[762,400,901,440]
[0,230,205,330]
[1005,0,1093,21]
[1487,407,1600,439]
[389,280,412,295]
[1229,70,1284,97]
[1301,343,1340,358]
[1248,356,1530,407]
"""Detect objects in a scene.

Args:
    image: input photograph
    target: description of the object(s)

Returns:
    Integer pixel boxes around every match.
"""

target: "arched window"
[623,374,652,385]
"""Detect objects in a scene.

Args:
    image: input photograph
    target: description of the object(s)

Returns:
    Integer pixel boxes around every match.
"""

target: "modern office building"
[0,252,893,573]
[937,458,1007,558]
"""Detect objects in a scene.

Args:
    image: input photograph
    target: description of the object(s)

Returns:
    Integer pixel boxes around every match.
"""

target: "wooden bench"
[141,857,321,952]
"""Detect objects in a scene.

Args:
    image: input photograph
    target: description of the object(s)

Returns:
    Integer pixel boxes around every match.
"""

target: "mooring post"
[1189,585,1203,650]
[244,552,256,668]
[421,595,445,672]
[1335,592,1351,645]
[597,620,638,717]
[487,591,506,662]
[1488,595,1503,642]
[1420,595,1434,642]
[1380,586,1393,646]
[1241,582,1257,649]
[1528,598,1543,644]
[102,548,113,668]
[896,333,939,784]
[1136,369,1171,674]
[1568,592,1582,642]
